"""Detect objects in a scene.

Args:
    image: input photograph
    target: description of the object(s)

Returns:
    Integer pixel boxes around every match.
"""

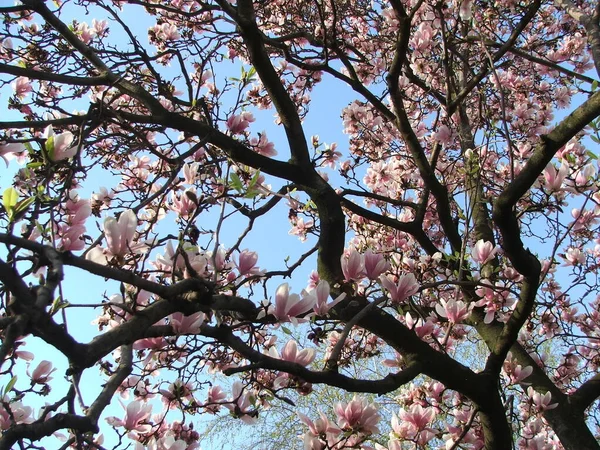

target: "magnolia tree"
[1,0,600,449]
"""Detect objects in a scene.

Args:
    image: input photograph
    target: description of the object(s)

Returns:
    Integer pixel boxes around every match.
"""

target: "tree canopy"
[1,0,600,449]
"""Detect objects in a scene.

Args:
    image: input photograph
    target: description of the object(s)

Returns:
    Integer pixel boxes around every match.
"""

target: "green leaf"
[13,197,34,217]
[49,297,69,316]
[183,244,199,252]
[281,326,292,335]
[45,135,55,160]
[23,142,34,154]
[244,189,258,199]
[247,66,257,79]
[303,200,317,211]
[3,187,18,212]
[26,162,44,170]
[3,187,19,220]
[229,173,244,193]
[593,80,598,92]
[248,170,261,189]
[3,375,17,395]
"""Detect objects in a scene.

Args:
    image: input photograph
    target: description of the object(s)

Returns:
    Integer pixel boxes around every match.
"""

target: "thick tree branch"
[0,62,109,86]
[0,116,89,130]
[227,0,311,166]
[488,89,600,373]
[0,414,96,450]
[570,372,600,412]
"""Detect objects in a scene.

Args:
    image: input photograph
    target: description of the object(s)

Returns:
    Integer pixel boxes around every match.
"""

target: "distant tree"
[1,1,600,449]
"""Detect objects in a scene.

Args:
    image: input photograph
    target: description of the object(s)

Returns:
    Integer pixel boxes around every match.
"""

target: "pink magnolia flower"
[383,351,404,368]
[474,279,516,324]
[543,162,568,191]
[279,340,315,366]
[319,142,342,169]
[298,411,341,449]
[573,163,596,190]
[289,217,314,242]
[307,270,320,290]
[209,245,231,272]
[154,23,181,41]
[76,22,96,44]
[265,283,316,323]
[250,131,277,156]
[471,239,499,264]
[0,397,33,430]
[226,382,257,424]
[0,142,25,166]
[182,162,199,184]
[364,250,390,280]
[235,249,261,277]
[159,379,195,407]
[105,209,139,257]
[44,125,76,161]
[146,431,191,450]
[86,210,144,265]
[170,189,197,219]
[55,192,91,251]
[341,249,365,282]
[13,340,34,361]
[58,225,86,251]
[226,111,255,134]
[570,207,597,232]
[563,247,585,266]
[435,298,471,323]
[107,401,153,435]
[204,385,227,414]
[392,403,437,444]
[92,18,108,35]
[11,76,32,98]
[334,395,380,434]
[118,376,153,400]
[154,241,209,278]
[376,440,403,450]
[527,387,558,412]
[169,311,205,334]
[504,357,534,385]
[459,0,473,20]
[28,360,56,384]
[306,280,346,316]
[132,336,170,367]
[379,273,419,303]
[91,187,113,209]
[203,385,227,414]
[405,312,435,339]
[64,191,91,225]
[432,124,453,145]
